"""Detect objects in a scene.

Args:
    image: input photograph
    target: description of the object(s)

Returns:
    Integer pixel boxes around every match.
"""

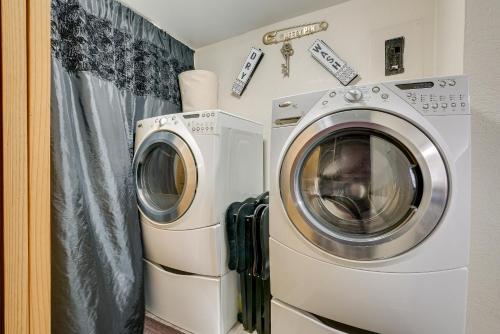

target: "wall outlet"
[385,37,405,76]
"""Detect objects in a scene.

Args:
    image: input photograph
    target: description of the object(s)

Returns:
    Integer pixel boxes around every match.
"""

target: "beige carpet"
[144,316,182,334]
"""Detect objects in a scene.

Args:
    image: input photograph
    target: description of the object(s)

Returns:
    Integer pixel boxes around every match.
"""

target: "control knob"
[344,89,363,102]
[159,117,168,126]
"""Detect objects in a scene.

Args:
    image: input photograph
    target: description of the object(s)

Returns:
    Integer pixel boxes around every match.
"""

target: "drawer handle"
[159,265,195,276]
[146,259,195,276]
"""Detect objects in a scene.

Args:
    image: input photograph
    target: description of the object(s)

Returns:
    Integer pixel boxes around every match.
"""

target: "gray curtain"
[50,0,194,333]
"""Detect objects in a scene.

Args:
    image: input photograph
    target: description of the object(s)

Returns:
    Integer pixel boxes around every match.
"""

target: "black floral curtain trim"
[51,0,193,104]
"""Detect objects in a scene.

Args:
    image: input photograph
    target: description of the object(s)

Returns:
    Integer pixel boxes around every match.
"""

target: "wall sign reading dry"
[232,47,264,96]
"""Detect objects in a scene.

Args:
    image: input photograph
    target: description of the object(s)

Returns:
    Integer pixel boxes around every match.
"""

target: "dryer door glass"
[134,131,197,224]
[299,130,421,236]
[141,143,186,212]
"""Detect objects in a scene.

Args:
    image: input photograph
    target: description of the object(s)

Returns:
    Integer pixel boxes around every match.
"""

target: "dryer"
[134,110,263,334]
[269,76,470,334]
[134,110,263,276]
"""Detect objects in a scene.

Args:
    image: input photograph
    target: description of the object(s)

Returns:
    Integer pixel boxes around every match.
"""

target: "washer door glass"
[279,109,448,260]
[299,130,421,237]
[134,131,197,224]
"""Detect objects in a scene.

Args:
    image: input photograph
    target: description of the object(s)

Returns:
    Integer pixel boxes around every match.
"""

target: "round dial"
[344,89,363,102]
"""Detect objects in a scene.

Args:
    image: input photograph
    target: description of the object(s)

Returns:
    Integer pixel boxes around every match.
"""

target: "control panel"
[313,76,469,117]
[137,114,180,130]
[387,76,470,116]
[317,86,380,107]
[183,111,217,134]
[135,111,219,135]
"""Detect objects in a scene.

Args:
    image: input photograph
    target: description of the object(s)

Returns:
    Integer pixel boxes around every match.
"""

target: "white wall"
[464,0,500,333]
[195,0,465,187]
[434,0,465,74]
[194,1,500,333]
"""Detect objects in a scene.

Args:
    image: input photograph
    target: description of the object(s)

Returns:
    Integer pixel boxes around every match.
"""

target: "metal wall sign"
[309,39,358,86]
[263,22,328,78]
[232,47,264,96]
[263,22,328,45]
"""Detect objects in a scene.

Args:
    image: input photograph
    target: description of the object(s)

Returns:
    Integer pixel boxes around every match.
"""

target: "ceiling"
[118,0,348,49]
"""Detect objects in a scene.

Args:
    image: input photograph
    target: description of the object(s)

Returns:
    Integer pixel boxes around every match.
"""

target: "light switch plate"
[385,36,405,76]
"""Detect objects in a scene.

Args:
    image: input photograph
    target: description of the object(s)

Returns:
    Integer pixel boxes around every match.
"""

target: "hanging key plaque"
[232,47,264,96]
[263,22,328,78]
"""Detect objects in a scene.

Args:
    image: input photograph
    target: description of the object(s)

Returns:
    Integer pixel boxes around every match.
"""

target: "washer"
[134,110,263,334]
[270,76,470,334]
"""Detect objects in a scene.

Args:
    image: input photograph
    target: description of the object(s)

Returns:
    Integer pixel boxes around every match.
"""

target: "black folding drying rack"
[226,192,270,334]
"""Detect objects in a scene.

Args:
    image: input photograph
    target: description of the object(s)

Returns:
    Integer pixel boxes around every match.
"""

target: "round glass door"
[299,130,421,237]
[134,131,197,224]
[280,109,448,260]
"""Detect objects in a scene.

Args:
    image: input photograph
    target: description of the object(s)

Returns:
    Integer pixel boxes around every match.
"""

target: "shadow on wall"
[467,107,500,333]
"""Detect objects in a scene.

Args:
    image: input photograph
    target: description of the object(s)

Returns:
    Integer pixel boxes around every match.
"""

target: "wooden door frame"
[1,0,51,333]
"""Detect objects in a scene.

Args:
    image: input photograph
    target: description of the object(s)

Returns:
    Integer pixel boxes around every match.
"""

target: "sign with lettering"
[263,22,328,45]
[232,47,264,96]
[309,39,358,86]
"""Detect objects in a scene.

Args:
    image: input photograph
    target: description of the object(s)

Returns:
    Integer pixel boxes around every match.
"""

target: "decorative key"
[280,41,294,77]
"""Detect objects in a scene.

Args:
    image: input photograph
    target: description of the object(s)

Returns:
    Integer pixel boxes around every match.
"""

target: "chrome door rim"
[134,130,197,225]
[280,109,448,260]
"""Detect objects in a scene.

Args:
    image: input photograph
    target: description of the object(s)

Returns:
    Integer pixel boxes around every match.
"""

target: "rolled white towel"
[178,70,218,112]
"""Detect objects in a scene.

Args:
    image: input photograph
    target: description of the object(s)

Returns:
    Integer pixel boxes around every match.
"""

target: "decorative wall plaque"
[262,22,328,45]
[232,47,264,96]
[309,39,358,86]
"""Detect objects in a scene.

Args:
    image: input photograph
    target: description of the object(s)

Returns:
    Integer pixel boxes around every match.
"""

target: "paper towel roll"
[179,70,218,112]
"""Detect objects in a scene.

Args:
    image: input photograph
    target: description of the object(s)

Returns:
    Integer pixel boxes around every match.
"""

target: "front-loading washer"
[269,76,470,334]
[134,110,263,334]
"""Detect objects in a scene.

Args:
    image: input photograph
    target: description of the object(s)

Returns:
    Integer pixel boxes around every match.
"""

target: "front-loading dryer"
[269,76,470,334]
[134,110,263,334]
[134,110,263,276]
